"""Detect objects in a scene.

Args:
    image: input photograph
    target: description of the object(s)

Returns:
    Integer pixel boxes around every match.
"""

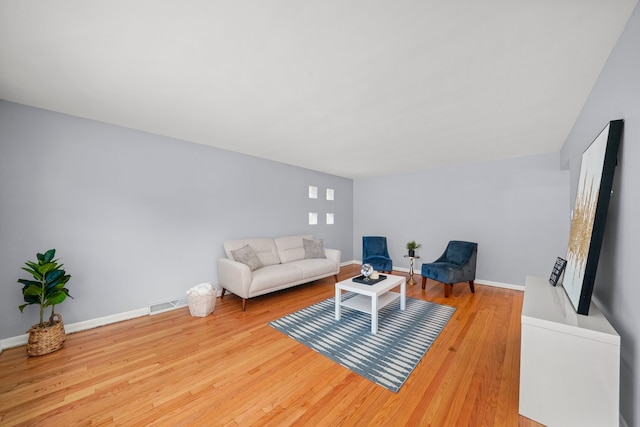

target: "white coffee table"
[335,274,406,334]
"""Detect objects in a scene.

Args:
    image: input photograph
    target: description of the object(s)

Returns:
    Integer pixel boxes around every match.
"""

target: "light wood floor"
[0,265,543,426]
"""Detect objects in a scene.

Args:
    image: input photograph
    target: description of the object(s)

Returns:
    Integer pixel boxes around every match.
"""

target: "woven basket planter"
[27,313,66,356]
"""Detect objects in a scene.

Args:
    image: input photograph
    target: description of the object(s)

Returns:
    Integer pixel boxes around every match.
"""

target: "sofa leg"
[333,274,339,283]
[469,280,475,293]
[220,288,226,299]
[421,276,427,290]
[444,284,452,298]
[242,298,247,312]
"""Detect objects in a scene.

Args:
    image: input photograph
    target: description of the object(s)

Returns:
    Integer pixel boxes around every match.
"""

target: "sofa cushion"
[224,238,281,266]
[288,258,338,279]
[303,238,326,259]
[231,244,264,271]
[251,264,304,293]
[275,234,312,263]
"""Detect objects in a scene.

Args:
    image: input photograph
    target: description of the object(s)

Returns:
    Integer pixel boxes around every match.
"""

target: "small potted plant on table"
[17,249,72,356]
[406,240,422,257]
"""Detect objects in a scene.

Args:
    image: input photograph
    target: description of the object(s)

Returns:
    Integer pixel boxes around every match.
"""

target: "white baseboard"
[1,307,149,351]
[1,290,216,351]
[68,308,150,333]
[475,279,524,291]
[1,334,26,351]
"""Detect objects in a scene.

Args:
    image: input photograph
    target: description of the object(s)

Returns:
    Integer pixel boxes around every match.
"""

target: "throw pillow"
[231,244,264,271]
[303,239,326,259]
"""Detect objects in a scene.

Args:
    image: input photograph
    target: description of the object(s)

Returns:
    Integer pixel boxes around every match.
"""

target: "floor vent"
[149,297,188,315]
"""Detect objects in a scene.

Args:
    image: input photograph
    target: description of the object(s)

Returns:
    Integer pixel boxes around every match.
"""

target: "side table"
[403,255,420,285]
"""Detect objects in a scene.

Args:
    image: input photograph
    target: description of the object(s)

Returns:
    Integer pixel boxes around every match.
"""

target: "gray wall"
[353,152,569,286]
[560,3,640,426]
[0,101,353,340]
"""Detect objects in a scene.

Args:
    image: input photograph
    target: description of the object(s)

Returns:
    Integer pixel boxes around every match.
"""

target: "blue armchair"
[362,236,393,273]
[421,240,477,297]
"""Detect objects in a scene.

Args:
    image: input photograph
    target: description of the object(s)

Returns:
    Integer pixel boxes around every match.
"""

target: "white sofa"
[218,235,341,311]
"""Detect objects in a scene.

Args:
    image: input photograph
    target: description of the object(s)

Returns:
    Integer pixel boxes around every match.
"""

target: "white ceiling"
[0,1,637,178]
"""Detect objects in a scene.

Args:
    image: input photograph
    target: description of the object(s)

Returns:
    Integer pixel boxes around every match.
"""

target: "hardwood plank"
[0,265,543,426]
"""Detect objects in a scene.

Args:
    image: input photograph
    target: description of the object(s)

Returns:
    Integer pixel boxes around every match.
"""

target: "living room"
[1,2,640,426]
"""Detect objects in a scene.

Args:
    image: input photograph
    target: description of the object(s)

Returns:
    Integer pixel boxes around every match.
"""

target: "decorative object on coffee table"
[360,263,373,280]
[352,274,387,285]
[17,249,73,356]
[405,240,422,257]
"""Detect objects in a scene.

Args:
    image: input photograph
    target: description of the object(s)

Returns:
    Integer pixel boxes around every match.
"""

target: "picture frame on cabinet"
[549,257,567,286]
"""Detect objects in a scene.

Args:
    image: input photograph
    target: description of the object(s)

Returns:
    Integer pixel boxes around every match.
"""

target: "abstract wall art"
[563,119,623,315]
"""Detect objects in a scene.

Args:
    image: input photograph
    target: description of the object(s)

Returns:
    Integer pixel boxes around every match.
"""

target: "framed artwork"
[563,120,623,315]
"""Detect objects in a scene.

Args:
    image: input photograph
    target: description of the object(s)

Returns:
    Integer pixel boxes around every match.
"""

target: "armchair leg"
[421,276,426,289]
[221,288,227,299]
[444,284,452,298]
[469,280,475,293]
[334,274,339,282]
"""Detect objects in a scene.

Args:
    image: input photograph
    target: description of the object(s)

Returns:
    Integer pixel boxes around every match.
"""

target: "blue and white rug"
[269,293,455,393]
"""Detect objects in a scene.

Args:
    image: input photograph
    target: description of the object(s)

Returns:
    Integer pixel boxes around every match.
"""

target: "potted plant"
[18,249,72,356]
[406,240,422,257]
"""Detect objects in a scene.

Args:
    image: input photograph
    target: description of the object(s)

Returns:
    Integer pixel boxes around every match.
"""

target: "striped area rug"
[269,293,455,393]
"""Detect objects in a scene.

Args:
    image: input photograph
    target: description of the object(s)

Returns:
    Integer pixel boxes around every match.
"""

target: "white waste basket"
[187,283,216,317]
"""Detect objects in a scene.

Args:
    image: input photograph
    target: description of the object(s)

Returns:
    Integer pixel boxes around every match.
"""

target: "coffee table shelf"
[335,274,406,334]
[340,292,400,314]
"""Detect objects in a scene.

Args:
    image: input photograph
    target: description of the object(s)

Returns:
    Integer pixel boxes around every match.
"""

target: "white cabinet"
[520,276,620,427]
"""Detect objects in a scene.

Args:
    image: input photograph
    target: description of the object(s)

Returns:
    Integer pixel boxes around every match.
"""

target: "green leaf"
[19,304,28,312]
[17,279,41,287]
[23,295,40,304]
[22,267,42,280]
[38,262,58,276]
[47,273,70,289]
[45,284,63,296]
[45,279,62,291]
[25,260,39,269]
[23,284,44,296]
[45,269,64,284]
[36,253,44,262]
[22,263,42,280]
[43,249,56,263]
[44,291,67,306]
